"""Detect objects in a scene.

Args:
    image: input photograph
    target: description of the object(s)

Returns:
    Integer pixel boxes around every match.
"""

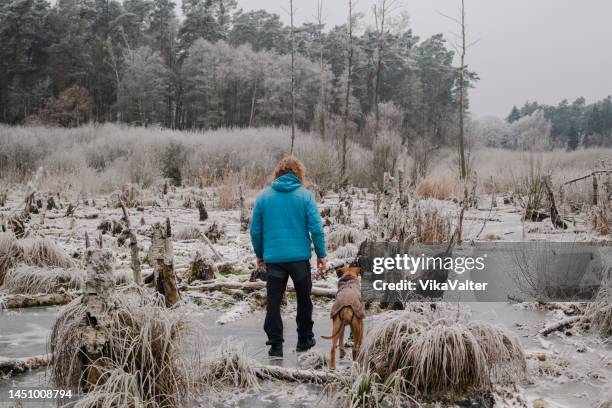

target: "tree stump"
[118,202,142,285]
[239,188,250,233]
[204,221,224,243]
[186,251,217,283]
[150,218,179,306]
[8,217,27,238]
[196,199,208,222]
[80,245,116,391]
[544,176,568,229]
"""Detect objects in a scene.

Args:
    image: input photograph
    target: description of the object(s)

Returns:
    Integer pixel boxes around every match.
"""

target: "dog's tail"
[321,307,354,340]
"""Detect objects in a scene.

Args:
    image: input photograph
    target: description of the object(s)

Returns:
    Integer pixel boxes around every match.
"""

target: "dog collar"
[339,275,355,283]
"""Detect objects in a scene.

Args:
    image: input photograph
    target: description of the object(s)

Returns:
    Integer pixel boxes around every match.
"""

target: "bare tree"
[341,0,355,184]
[440,0,479,180]
[372,0,400,138]
[315,0,327,139]
[289,0,297,153]
[457,0,467,180]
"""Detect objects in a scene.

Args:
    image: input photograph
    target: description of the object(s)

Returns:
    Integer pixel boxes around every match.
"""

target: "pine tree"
[567,124,580,151]
[507,105,520,123]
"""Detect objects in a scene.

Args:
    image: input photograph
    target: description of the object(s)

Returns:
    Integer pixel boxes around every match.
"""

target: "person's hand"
[317,258,327,271]
[257,258,265,268]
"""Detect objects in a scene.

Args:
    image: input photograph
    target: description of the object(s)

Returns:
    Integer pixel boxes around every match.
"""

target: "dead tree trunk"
[150,218,179,306]
[80,243,116,391]
[340,0,354,185]
[543,176,568,229]
[118,202,142,285]
[239,187,250,233]
[316,0,327,139]
[593,175,599,206]
[376,172,394,240]
[9,167,43,238]
[371,0,398,138]
[196,199,208,222]
[46,196,57,211]
[457,0,467,180]
[397,169,409,208]
[249,83,257,127]
[289,0,296,153]
[469,172,478,208]
[457,185,469,244]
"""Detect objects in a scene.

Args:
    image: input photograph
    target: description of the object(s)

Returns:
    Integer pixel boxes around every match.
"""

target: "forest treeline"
[0,0,471,149]
[476,96,612,151]
[3,0,610,153]
[506,97,612,149]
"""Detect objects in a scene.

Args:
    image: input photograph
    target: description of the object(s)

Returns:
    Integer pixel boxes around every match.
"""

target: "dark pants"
[264,261,314,346]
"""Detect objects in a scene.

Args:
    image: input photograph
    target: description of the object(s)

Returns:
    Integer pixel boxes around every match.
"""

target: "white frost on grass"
[1,265,84,294]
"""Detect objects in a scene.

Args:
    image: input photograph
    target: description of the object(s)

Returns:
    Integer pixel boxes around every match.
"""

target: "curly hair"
[274,156,305,181]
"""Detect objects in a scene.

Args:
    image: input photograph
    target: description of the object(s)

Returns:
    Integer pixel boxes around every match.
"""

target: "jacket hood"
[272,173,302,192]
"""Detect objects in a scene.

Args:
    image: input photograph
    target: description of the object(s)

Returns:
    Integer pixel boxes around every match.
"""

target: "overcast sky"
[236,0,612,118]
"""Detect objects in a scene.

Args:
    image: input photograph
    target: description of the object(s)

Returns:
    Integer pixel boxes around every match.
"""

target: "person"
[250,156,327,357]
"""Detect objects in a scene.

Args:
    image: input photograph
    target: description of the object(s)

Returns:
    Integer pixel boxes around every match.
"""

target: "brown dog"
[321,264,364,369]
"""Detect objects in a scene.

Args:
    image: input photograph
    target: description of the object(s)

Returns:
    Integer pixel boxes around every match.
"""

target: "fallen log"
[187,281,336,298]
[253,364,343,383]
[538,316,583,336]
[0,354,52,378]
[1,293,77,309]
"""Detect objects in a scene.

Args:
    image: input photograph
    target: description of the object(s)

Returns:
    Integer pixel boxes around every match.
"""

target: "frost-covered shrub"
[327,226,365,252]
[358,311,526,398]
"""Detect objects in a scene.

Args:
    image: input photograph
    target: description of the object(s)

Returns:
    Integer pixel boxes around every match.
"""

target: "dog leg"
[338,324,346,359]
[329,318,340,369]
[351,319,363,361]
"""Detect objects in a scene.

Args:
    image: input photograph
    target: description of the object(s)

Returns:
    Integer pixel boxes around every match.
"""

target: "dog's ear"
[335,265,347,278]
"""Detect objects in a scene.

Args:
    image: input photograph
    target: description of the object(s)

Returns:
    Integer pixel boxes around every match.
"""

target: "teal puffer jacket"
[250,173,326,263]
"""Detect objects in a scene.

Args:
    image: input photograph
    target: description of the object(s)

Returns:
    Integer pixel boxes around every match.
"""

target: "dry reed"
[50,288,203,407]
[203,338,259,391]
[327,226,365,252]
[174,225,203,240]
[586,281,612,337]
[329,365,411,408]
[0,235,73,286]
[358,310,527,399]
[414,201,453,244]
[1,266,84,294]
[416,177,460,200]
[590,204,612,236]
[0,233,24,285]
